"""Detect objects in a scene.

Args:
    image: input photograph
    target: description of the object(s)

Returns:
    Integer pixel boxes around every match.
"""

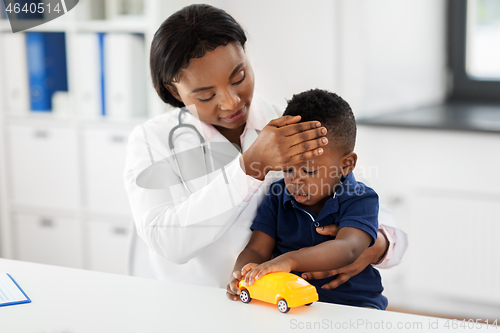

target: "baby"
[228,89,387,309]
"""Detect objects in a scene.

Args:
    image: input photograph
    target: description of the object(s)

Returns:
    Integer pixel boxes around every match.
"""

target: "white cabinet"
[3,121,135,274]
[0,0,169,272]
[82,126,132,215]
[87,219,131,275]
[7,123,80,210]
[356,125,500,314]
[13,212,83,268]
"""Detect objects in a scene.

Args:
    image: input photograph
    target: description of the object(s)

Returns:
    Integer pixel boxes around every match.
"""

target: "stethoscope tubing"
[168,108,235,207]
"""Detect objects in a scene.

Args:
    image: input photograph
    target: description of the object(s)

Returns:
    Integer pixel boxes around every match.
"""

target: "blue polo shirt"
[251,172,388,310]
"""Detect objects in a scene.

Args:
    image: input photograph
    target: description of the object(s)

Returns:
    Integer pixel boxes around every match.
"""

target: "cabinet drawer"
[13,213,83,268]
[7,124,79,210]
[82,127,132,215]
[356,127,500,195]
[407,193,500,304]
[87,219,130,274]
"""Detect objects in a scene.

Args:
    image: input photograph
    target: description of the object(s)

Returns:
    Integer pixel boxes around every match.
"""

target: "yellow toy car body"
[238,272,319,313]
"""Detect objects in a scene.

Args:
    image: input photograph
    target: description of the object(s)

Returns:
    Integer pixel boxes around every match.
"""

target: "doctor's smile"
[222,106,246,122]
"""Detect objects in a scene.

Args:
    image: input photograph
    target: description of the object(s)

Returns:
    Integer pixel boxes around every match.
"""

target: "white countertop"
[0,258,490,332]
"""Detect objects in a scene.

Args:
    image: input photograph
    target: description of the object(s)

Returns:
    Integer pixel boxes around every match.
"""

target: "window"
[448,0,500,102]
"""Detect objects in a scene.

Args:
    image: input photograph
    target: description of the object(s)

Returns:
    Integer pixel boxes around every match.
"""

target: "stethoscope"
[168,108,210,195]
[168,108,235,208]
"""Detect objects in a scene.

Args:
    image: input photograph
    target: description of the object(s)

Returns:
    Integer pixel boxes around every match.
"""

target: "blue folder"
[0,273,31,307]
[1,1,7,19]
[98,32,106,116]
[26,32,68,112]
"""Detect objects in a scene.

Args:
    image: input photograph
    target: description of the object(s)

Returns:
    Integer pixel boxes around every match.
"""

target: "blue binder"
[26,32,68,112]
[98,32,106,116]
[15,0,44,19]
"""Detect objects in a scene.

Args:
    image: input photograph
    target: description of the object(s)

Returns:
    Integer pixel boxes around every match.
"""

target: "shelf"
[5,116,77,130]
[77,116,146,127]
[5,18,69,32]
[0,18,149,34]
[357,102,500,134]
[10,204,79,219]
[5,111,75,122]
[4,112,146,127]
[75,19,148,33]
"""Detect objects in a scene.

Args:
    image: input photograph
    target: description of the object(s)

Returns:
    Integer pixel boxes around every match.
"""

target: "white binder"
[1,33,29,114]
[104,33,147,119]
[75,33,102,119]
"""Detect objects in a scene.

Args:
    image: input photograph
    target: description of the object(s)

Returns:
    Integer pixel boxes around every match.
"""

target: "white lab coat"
[124,96,407,288]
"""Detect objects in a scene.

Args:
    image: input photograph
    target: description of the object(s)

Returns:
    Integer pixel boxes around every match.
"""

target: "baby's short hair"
[283,89,356,154]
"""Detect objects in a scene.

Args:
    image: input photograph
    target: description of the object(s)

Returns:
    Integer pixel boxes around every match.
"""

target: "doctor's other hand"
[242,115,328,180]
[301,228,388,290]
[226,270,244,301]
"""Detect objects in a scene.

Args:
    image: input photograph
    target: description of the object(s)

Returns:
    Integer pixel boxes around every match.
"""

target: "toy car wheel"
[277,299,290,313]
[305,303,312,306]
[240,289,251,303]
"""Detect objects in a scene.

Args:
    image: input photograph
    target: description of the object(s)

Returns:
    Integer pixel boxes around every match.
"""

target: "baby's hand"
[238,263,257,287]
[226,263,259,301]
[242,257,292,287]
[226,271,243,301]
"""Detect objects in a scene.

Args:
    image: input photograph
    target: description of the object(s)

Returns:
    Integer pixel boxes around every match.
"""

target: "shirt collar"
[282,173,362,216]
[282,185,294,208]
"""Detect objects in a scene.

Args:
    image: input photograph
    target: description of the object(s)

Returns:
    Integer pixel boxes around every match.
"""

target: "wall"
[158,0,447,116]
[221,0,338,108]
[338,0,448,117]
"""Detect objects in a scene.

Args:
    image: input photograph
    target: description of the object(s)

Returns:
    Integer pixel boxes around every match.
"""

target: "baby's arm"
[243,227,372,286]
[226,230,275,301]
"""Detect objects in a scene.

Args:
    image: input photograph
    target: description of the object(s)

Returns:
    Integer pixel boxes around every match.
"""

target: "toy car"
[238,272,319,313]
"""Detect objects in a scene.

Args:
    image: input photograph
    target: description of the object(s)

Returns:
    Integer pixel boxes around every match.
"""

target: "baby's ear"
[341,152,357,175]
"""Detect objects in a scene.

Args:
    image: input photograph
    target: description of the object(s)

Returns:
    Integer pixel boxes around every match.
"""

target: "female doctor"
[124,4,407,300]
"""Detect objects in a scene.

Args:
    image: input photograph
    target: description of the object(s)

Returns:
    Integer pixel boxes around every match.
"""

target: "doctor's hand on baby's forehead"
[241,115,328,181]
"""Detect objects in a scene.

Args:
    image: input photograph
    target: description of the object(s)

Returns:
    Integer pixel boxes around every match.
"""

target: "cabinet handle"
[34,130,49,138]
[388,197,404,206]
[110,135,125,143]
[112,227,127,235]
[40,218,54,228]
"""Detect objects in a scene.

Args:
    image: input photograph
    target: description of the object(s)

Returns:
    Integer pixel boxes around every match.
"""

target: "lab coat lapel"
[242,129,258,153]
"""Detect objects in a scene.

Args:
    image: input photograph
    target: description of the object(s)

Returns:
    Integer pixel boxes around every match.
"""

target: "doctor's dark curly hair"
[283,89,356,154]
[150,4,247,108]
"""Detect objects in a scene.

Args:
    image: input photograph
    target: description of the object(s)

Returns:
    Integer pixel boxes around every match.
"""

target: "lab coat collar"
[187,108,220,143]
[243,97,269,133]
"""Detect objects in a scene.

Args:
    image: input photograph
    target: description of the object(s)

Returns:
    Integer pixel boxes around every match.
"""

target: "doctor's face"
[168,42,255,131]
